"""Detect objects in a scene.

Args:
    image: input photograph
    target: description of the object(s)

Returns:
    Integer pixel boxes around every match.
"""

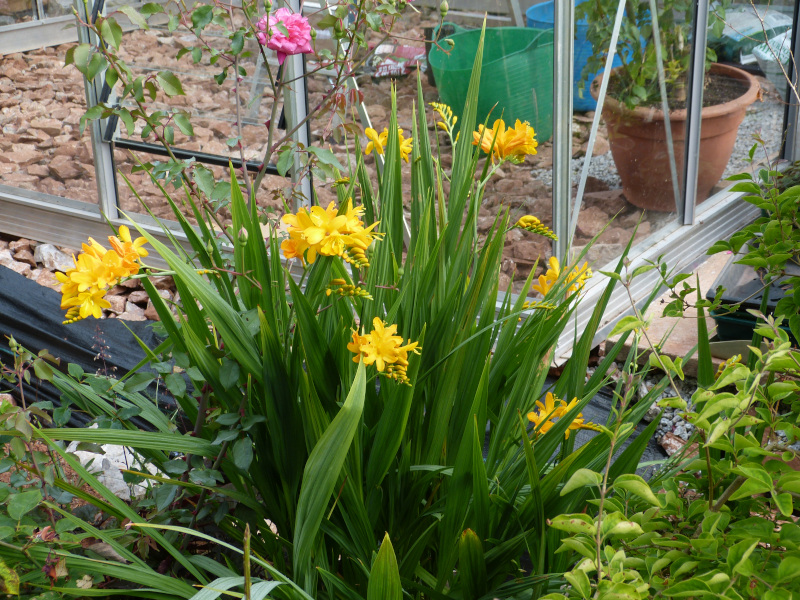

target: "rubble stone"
[118,301,146,321]
[33,244,74,272]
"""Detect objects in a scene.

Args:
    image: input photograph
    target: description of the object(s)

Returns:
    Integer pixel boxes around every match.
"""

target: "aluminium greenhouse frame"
[0,0,797,357]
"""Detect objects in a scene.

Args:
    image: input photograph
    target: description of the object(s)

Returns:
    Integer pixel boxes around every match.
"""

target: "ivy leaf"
[66,43,92,71]
[154,484,178,512]
[231,437,253,471]
[219,359,240,390]
[123,372,155,393]
[118,6,148,30]
[164,373,187,397]
[86,52,108,81]
[307,145,345,171]
[613,474,661,507]
[8,489,42,521]
[231,30,244,55]
[277,146,294,177]
[561,468,602,495]
[174,112,194,137]
[117,109,135,135]
[191,5,213,30]
[140,2,164,16]
[609,315,644,337]
[156,71,184,97]
[32,358,53,382]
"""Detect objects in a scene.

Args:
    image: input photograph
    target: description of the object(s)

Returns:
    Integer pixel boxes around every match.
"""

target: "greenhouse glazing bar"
[681,0,711,225]
[552,0,574,261]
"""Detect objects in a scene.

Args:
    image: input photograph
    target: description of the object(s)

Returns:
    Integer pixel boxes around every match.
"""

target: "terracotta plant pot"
[591,63,761,212]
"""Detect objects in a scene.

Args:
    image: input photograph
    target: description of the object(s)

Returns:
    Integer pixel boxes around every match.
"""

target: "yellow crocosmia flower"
[359,318,404,372]
[535,391,566,420]
[347,330,369,362]
[532,256,560,296]
[507,119,538,157]
[364,127,388,156]
[281,200,382,265]
[62,287,111,320]
[515,215,558,241]
[68,253,114,293]
[341,199,366,232]
[108,225,149,268]
[81,237,108,260]
[348,318,421,383]
[532,257,592,298]
[527,409,555,436]
[280,237,308,263]
[560,397,600,439]
[55,268,79,299]
[565,261,593,296]
[472,118,538,162]
[398,129,413,163]
[364,127,413,163]
[527,395,598,439]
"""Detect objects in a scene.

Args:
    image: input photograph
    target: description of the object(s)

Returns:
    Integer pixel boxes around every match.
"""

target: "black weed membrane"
[0,266,177,426]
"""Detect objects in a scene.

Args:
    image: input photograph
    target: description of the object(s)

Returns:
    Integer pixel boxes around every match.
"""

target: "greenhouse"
[0,0,799,596]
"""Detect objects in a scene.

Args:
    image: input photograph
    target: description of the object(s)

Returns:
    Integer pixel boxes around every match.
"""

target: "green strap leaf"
[293,361,367,589]
[458,529,487,600]
[368,533,402,600]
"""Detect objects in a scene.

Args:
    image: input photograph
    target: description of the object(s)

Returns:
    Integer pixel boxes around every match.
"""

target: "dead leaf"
[85,542,130,564]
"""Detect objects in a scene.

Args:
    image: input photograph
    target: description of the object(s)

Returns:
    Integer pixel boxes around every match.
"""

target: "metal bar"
[681,0,711,225]
[76,0,119,219]
[569,0,626,244]
[112,137,281,175]
[784,3,800,161]
[508,0,524,27]
[0,15,77,54]
[282,0,313,210]
[649,0,681,212]
[34,0,45,20]
[552,0,574,262]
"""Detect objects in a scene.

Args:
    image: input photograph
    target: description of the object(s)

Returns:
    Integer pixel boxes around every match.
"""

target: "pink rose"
[256,7,313,66]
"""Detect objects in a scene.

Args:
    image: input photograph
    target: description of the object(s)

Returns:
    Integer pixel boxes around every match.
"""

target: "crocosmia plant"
[11,15,665,600]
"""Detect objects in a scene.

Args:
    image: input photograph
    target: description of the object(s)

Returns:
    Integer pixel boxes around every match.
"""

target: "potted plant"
[576,0,761,211]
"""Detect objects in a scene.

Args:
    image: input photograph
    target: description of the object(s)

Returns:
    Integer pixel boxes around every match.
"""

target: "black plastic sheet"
[0,266,172,422]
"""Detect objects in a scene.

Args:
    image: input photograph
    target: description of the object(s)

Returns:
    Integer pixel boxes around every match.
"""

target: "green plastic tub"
[428,25,554,143]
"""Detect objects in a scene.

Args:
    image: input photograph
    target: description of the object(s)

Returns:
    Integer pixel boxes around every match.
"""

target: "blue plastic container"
[526,0,622,111]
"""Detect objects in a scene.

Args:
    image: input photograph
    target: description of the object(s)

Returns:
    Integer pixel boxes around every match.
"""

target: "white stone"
[66,427,159,501]
[33,243,75,272]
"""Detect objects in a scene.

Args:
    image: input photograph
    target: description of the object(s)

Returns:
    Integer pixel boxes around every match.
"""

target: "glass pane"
[0,0,35,25]
[0,40,98,204]
[113,11,279,165]
[113,147,288,222]
[703,1,793,194]
[427,17,557,296]
[567,0,683,270]
[42,0,72,19]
